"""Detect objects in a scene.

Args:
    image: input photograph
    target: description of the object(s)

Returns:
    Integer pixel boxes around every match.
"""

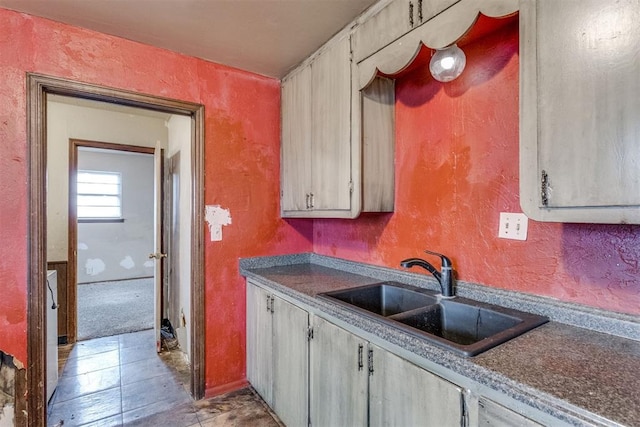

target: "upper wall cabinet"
[352,0,461,64]
[520,0,640,223]
[281,32,395,218]
[281,35,355,218]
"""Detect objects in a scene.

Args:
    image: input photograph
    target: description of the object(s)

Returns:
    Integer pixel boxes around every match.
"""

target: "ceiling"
[0,0,378,78]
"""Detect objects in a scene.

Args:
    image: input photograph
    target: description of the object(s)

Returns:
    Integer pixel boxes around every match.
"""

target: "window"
[77,171,122,220]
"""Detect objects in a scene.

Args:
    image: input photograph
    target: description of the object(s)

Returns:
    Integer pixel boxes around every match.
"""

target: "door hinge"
[541,170,549,207]
[307,326,314,341]
[367,348,374,375]
[358,344,364,371]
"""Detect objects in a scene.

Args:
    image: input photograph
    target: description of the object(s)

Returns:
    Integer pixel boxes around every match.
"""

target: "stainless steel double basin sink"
[319,282,548,356]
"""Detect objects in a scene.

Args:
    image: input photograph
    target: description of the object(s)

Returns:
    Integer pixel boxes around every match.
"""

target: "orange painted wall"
[0,8,313,389]
[314,21,640,316]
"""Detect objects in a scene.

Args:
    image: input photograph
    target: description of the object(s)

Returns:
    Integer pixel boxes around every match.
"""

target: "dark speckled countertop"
[240,253,640,427]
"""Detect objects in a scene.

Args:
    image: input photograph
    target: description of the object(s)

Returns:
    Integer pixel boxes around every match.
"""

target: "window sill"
[78,218,125,223]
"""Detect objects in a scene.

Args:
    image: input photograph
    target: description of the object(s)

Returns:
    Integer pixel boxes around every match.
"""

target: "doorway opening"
[27,73,205,425]
[71,143,156,341]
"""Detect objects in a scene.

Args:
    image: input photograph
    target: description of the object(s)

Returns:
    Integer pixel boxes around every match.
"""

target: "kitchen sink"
[320,282,437,316]
[319,283,548,356]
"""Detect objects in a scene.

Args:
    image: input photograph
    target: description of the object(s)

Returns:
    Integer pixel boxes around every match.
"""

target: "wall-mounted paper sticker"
[205,205,232,242]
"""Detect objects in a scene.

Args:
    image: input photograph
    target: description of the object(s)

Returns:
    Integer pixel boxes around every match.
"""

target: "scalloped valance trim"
[358,0,518,89]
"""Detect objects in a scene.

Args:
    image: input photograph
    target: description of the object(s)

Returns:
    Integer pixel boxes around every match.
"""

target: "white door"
[150,143,165,352]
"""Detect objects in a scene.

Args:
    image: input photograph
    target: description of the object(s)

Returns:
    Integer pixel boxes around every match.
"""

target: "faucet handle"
[423,249,452,268]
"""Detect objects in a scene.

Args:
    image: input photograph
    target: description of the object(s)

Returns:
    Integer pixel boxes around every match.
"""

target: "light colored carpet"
[77,278,154,341]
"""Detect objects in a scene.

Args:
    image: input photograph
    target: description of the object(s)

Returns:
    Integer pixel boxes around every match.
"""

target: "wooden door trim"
[27,73,206,425]
[68,139,156,345]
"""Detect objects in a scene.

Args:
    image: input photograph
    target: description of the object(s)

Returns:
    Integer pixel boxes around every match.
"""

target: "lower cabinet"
[369,342,463,426]
[246,281,551,427]
[309,316,463,427]
[246,281,309,427]
[309,316,368,426]
[246,281,273,403]
[474,397,542,427]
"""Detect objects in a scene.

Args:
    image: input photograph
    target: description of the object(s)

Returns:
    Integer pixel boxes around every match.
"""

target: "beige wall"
[166,114,192,360]
[46,97,169,262]
[76,149,155,283]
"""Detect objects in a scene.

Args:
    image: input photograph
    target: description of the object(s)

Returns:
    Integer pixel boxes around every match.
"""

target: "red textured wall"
[314,20,640,316]
[0,8,313,389]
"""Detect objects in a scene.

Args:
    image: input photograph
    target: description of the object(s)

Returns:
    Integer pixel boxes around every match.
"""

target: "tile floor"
[47,329,281,426]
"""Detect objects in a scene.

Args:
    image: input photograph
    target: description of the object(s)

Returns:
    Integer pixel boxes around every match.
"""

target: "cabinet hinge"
[307,326,314,341]
[367,348,374,375]
[541,170,549,207]
[349,180,354,194]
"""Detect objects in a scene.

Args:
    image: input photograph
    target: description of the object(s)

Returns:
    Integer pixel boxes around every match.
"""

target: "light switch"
[498,212,529,241]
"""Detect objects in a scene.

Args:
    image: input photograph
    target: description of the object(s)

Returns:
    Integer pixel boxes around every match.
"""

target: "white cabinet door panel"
[281,66,313,212]
[310,316,368,427]
[272,297,309,427]
[520,0,640,222]
[311,36,353,211]
[246,283,273,405]
[369,343,463,427]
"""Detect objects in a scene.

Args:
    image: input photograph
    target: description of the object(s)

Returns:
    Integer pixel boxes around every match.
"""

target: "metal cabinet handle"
[418,0,423,23]
[358,344,364,370]
[409,2,414,27]
[541,170,549,206]
[310,193,314,209]
[266,294,271,312]
[270,296,275,313]
[305,193,310,209]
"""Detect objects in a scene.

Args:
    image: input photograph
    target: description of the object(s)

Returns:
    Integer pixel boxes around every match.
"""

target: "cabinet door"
[281,65,313,213]
[311,35,353,212]
[520,0,640,223]
[246,282,273,405]
[352,0,460,63]
[272,297,309,427]
[477,398,542,427]
[310,316,368,427]
[352,0,414,63]
[369,344,463,426]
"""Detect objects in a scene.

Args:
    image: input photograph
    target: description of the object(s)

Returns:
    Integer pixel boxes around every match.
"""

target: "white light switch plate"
[498,212,529,241]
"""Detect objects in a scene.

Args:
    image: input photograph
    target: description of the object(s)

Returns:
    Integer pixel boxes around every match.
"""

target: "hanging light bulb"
[429,44,466,82]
